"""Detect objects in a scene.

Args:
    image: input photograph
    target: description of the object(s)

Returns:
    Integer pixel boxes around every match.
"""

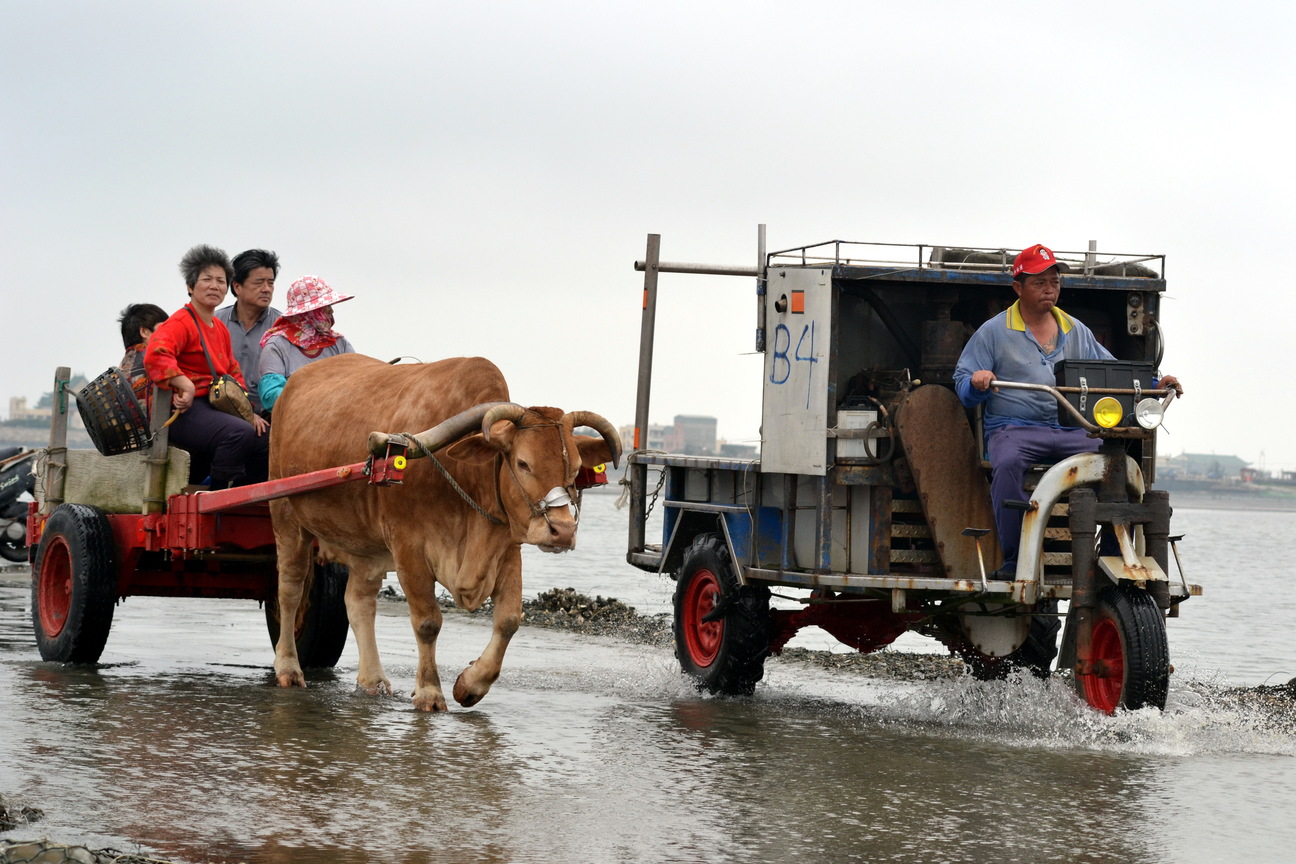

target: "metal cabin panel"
[795,504,849,570]
[761,267,833,475]
[849,486,872,574]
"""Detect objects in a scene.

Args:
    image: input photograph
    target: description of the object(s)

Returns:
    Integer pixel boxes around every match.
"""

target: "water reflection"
[3,572,1295,864]
[7,658,538,863]
[624,696,1163,864]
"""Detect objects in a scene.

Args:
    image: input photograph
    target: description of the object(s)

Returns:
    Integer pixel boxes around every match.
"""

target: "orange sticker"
[790,290,805,314]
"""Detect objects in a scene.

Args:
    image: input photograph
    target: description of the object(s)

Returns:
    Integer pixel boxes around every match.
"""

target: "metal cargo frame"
[626,230,1183,604]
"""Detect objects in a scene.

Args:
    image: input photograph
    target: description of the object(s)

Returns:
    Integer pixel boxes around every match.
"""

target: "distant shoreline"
[1168,489,1296,512]
[6,423,1293,516]
[0,425,92,449]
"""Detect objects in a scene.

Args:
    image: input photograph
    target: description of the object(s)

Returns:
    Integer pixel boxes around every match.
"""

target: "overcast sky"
[3,2,1292,467]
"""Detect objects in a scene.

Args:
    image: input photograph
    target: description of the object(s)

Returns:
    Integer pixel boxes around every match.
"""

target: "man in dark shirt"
[216,248,282,414]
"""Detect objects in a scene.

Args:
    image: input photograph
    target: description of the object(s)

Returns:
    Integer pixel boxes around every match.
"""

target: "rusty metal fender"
[1010,452,1145,605]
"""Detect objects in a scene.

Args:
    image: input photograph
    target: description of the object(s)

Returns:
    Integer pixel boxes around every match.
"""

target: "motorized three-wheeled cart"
[625,230,1200,714]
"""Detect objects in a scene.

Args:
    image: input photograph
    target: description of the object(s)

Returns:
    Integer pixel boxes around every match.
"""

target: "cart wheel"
[30,503,117,663]
[959,601,1061,681]
[674,533,770,695]
[265,562,350,668]
[1,532,27,562]
[1076,584,1169,714]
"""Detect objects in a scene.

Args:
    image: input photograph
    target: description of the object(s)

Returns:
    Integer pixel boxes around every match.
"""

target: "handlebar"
[988,379,1178,435]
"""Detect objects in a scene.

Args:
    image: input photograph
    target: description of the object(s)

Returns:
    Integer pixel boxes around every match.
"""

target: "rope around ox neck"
[398,432,505,525]
[398,422,582,531]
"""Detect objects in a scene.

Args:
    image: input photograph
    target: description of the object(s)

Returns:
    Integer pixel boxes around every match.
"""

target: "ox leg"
[401,575,449,712]
[272,520,312,689]
[452,554,522,708]
[346,562,394,697]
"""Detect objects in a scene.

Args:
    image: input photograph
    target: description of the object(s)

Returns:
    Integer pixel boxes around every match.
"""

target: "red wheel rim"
[38,536,74,638]
[682,569,723,667]
[1085,617,1124,714]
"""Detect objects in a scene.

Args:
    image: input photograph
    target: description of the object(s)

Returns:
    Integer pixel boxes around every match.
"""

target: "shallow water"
[2,494,1294,864]
[526,491,1296,688]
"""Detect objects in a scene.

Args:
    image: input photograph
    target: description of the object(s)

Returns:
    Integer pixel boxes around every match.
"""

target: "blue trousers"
[167,398,269,488]
[986,425,1100,568]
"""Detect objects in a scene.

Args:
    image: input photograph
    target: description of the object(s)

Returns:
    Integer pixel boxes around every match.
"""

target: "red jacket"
[145,303,247,396]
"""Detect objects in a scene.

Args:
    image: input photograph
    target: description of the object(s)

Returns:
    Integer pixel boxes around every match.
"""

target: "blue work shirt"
[215,303,282,413]
[954,301,1114,433]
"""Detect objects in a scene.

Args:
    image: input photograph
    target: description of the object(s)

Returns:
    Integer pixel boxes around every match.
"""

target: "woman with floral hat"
[257,275,357,414]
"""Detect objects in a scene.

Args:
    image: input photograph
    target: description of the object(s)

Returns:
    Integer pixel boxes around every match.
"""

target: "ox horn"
[480,403,529,443]
[367,401,516,458]
[565,411,623,469]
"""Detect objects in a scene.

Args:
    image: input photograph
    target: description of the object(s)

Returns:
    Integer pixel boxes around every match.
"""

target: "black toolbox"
[1055,359,1155,428]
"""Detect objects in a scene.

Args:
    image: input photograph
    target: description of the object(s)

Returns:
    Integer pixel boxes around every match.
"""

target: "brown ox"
[268,353,620,711]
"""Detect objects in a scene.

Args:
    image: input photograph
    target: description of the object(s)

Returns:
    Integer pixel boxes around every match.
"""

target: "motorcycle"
[0,447,38,562]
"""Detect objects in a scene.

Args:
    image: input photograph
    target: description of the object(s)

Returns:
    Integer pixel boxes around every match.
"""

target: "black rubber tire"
[265,562,350,668]
[673,533,770,695]
[0,532,27,562]
[30,504,118,663]
[1076,584,1170,713]
[961,600,1062,681]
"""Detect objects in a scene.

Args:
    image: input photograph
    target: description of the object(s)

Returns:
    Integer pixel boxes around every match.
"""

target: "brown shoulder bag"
[185,307,256,425]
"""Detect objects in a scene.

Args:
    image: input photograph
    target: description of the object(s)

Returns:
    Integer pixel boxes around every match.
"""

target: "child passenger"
[117,303,169,412]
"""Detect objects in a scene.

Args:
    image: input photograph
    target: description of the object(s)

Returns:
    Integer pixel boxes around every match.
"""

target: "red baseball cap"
[1012,243,1069,278]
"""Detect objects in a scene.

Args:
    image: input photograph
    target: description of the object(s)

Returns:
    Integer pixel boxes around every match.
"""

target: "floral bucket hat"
[283,275,354,316]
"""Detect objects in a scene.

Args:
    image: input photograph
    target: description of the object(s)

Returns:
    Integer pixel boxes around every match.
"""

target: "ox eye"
[516,459,531,473]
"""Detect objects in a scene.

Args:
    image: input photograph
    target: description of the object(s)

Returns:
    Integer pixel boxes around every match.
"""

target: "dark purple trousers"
[986,424,1100,568]
[167,398,269,488]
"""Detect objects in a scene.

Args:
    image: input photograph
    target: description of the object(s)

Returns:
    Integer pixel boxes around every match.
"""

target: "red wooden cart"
[23,367,416,666]
[24,365,608,666]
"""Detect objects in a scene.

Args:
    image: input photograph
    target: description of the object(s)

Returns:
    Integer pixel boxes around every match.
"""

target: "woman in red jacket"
[145,244,270,488]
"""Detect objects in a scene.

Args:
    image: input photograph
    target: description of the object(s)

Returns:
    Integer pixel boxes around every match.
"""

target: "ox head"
[383,402,621,553]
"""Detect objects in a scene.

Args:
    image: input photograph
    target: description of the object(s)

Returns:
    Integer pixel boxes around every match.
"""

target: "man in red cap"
[954,243,1181,577]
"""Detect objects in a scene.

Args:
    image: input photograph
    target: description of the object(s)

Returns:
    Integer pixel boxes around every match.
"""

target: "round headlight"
[1135,397,1164,430]
[1093,396,1124,428]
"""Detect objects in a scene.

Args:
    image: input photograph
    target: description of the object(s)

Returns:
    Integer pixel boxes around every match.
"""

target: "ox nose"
[547,515,576,547]
[530,487,578,550]
[531,509,577,551]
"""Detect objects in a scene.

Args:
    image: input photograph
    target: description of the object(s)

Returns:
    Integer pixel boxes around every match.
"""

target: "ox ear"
[444,433,503,465]
[575,434,614,470]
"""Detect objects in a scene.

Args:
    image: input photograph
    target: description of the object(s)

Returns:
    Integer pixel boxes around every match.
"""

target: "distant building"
[8,396,51,423]
[669,415,717,456]
[617,416,722,456]
[1158,452,1250,481]
[618,423,671,452]
[718,440,758,459]
[9,375,89,428]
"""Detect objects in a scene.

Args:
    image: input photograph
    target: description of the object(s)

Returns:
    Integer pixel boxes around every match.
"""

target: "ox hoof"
[452,672,484,708]
[275,668,307,689]
[356,677,394,697]
[412,690,449,712]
